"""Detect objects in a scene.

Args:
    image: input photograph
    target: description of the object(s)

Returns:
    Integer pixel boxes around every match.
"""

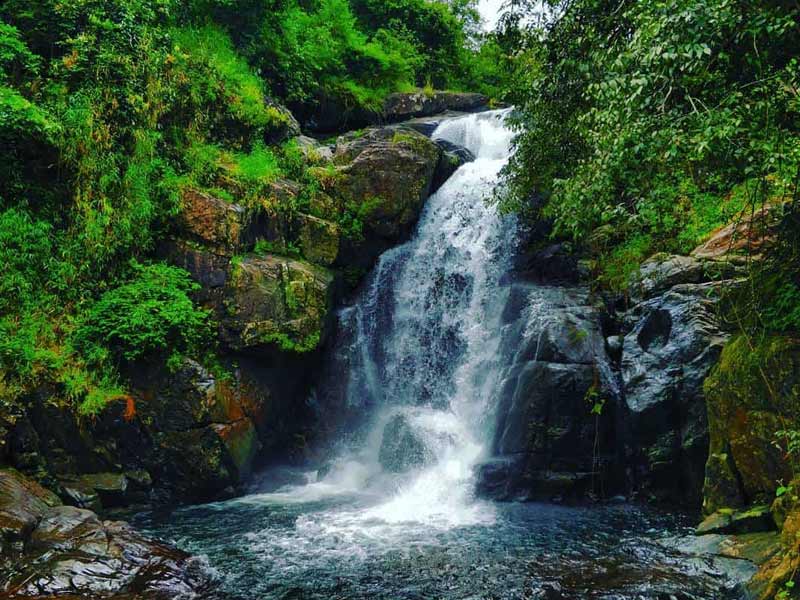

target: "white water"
[239,109,517,541]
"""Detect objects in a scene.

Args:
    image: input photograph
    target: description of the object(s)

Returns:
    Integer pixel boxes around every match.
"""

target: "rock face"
[328,126,443,267]
[5,359,262,506]
[478,281,620,501]
[621,274,731,505]
[382,92,489,123]
[333,127,440,238]
[0,469,212,599]
[222,255,335,352]
[692,202,784,260]
[703,336,800,514]
[432,138,475,190]
[300,90,489,133]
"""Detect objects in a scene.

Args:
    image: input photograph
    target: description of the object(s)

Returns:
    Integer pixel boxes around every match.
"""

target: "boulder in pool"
[379,415,431,474]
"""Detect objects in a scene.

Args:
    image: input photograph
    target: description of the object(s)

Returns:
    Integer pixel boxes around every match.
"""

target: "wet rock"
[433,139,474,191]
[382,91,489,122]
[621,281,730,506]
[481,283,619,501]
[532,582,564,600]
[696,511,734,535]
[1,470,212,599]
[697,506,775,535]
[0,469,60,549]
[516,243,581,286]
[379,415,431,473]
[58,472,132,511]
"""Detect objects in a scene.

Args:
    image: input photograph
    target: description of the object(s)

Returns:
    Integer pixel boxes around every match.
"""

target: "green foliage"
[498,0,800,290]
[260,331,321,354]
[0,21,40,84]
[0,0,498,414]
[167,24,288,143]
[73,262,210,364]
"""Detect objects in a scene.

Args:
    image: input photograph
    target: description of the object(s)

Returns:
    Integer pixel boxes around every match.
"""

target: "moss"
[704,335,800,512]
[260,331,320,353]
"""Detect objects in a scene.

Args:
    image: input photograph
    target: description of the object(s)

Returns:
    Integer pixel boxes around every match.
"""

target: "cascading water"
[138,111,752,600]
[294,109,518,527]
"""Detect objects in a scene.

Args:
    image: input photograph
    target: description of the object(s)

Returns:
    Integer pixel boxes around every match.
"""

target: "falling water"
[286,109,519,527]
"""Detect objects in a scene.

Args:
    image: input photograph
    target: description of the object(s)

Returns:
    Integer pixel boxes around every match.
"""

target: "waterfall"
[251,109,517,529]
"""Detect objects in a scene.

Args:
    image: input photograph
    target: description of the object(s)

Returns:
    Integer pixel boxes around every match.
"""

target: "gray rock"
[265,100,302,144]
[294,135,334,162]
[382,91,489,122]
[379,415,431,473]
[433,138,475,191]
[621,281,730,505]
[479,283,619,500]
[696,506,776,535]
[629,254,741,303]
[0,470,213,598]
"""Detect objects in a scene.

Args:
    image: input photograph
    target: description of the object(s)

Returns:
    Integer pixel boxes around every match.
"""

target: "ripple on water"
[135,497,746,600]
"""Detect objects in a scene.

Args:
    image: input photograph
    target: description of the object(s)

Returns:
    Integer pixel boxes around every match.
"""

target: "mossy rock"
[222,255,334,353]
[295,213,340,266]
[703,335,800,514]
[331,127,441,241]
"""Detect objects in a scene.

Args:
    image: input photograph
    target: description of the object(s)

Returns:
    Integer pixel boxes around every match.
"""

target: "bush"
[498,0,800,260]
[73,262,211,364]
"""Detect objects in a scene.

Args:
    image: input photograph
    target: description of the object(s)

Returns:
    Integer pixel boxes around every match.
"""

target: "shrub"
[73,262,211,364]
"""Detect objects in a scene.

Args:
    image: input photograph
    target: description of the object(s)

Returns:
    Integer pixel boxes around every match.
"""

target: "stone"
[295,213,340,266]
[696,511,734,535]
[332,127,441,242]
[221,254,335,353]
[264,99,301,144]
[703,336,800,513]
[432,138,474,191]
[293,135,334,162]
[177,188,251,255]
[379,415,431,474]
[382,91,489,122]
[692,203,784,260]
[703,452,747,514]
[0,471,213,598]
[479,282,619,501]
[621,281,730,506]
[0,469,60,546]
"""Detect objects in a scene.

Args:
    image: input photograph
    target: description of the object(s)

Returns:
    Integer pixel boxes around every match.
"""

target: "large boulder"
[221,255,335,353]
[382,91,489,123]
[328,127,442,266]
[378,415,431,474]
[0,470,213,599]
[621,278,730,506]
[692,203,784,260]
[703,336,800,515]
[4,359,263,507]
[479,282,619,501]
[432,138,475,191]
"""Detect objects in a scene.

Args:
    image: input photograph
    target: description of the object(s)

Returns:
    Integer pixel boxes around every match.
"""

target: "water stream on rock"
[138,111,749,600]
